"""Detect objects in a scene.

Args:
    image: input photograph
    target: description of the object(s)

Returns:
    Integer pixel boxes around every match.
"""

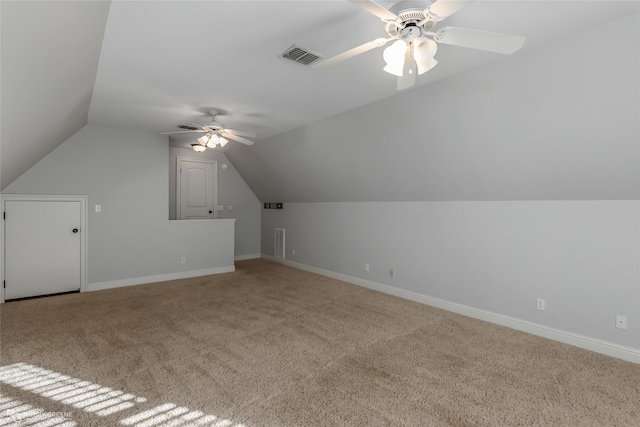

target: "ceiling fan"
[314,0,526,90]
[162,110,255,151]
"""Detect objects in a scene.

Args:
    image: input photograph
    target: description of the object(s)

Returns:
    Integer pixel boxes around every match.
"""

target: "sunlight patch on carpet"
[0,394,76,426]
[0,363,245,427]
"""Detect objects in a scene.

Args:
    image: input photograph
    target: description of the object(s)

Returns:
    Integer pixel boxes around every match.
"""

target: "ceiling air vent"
[281,45,322,66]
[177,124,200,131]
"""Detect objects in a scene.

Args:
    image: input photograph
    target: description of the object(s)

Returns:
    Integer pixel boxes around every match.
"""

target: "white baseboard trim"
[234,253,261,261]
[262,254,640,365]
[88,265,235,292]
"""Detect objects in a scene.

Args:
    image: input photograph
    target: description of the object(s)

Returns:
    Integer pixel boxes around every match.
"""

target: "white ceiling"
[89,0,639,140]
[2,0,639,190]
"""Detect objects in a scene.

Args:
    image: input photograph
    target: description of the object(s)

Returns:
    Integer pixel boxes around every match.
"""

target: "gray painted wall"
[169,146,261,256]
[1,0,110,190]
[3,124,259,284]
[255,13,640,352]
[262,201,639,349]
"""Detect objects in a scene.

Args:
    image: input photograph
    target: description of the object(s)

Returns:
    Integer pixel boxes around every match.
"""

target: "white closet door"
[178,158,216,219]
[5,200,81,299]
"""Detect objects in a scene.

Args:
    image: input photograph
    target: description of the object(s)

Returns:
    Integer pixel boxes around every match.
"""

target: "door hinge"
[3,212,5,220]
[3,281,5,289]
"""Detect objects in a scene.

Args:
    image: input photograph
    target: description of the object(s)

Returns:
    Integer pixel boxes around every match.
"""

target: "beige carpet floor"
[0,259,638,426]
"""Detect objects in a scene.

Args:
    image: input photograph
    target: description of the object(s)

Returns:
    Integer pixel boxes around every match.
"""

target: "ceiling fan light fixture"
[162,110,255,146]
[191,144,206,153]
[206,134,220,148]
[383,39,407,77]
[414,37,438,75]
[417,57,438,75]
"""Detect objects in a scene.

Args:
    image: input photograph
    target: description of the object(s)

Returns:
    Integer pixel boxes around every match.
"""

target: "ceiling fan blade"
[433,26,526,54]
[314,37,393,69]
[425,0,474,21]
[223,128,256,138]
[161,130,207,135]
[221,131,254,146]
[349,0,401,23]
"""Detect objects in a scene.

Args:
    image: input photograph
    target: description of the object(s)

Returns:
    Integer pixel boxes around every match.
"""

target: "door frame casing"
[176,157,218,220]
[1,194,88,303]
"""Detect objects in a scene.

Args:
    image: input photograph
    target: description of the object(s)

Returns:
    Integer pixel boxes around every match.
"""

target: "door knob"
[72,228,79,233]
[209,211,212,214]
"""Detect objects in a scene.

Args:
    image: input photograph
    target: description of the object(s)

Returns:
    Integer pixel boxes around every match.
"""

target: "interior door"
[4,200,81,300]
[178,158,216,219]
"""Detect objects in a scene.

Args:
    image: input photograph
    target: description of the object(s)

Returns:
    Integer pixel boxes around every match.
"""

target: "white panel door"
[179,159,216,219]
[5,201,81,299]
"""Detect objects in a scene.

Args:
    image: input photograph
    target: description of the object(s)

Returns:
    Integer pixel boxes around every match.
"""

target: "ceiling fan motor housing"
[386,9,435,39]
[204,120,224,130]
[402,25,422,40]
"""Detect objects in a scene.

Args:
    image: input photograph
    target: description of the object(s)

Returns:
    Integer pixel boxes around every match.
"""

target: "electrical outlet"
[389,269,394,278]
[616,315,627,330]
[365,264,369,272]
[180,257,186,264]
[95,204,101,213]
[292,249,296,256]
[536,298,545,311]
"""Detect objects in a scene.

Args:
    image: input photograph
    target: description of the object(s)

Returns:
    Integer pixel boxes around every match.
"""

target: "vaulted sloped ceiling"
[0,1,111,190]
[226,12,640,202]
[1,1,638,200]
